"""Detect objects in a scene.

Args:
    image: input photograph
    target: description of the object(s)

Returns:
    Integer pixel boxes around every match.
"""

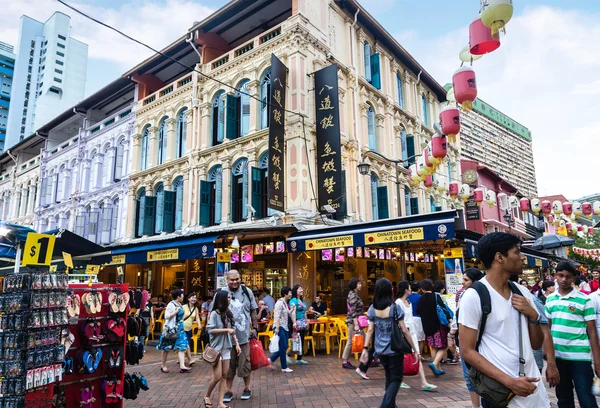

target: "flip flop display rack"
[0,267,70,408]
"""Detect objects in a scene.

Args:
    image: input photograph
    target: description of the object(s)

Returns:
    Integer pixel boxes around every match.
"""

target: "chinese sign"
[305,235,354,250]
[364,228,424,245]
[147,248,179,262]
[268,54,287,212]
[314,65,344,219]
[109,254,126,265]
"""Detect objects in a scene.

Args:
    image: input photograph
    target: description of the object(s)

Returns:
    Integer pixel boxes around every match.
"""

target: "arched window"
[176,109,187,158]
[157,117,168,165]
[23,185,30,216]
[367,104,376,151]
[237,80,250,137]
[212,91,225,146]
[114,137,125,181]
[371,173,379,220]
[141,125,150,170]
[75,206,87,236]
[87,204,100,243]
[200,166,222,227]
[89,150,102,191]
[154,182,164,234]
[371,172,389,220]
[363,41,380,89]
[251,152,269,219]
[396,72,404,108]
[260,69,271,129]
[231,158,248,223]
[100,201,113,244]
[46,169,55,205]
[173,176,184,230]
[136,187,146,238]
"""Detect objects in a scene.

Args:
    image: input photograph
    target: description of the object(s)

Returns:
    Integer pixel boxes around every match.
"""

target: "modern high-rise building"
[5,12,88,150]
[454,95,538,198]
[0,42,16,152]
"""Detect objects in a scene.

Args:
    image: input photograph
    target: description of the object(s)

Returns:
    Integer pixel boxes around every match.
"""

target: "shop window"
[251,152,269,219]
[174,176,184,230]
[176,108,187,158]
[157,117,168,165]
[231,159,248,223]
[260,69,271,129]
[367,104,376,151]
[200,165,222,226]
[363,42,381,89]
[212,91,225,146]
[140,125,150,170]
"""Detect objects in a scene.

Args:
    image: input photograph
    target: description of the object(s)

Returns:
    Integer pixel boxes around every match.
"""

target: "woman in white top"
[395,281,437,392]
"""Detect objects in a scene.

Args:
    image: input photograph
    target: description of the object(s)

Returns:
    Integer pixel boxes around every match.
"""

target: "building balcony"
[138,73,193,111]
[87,105,134,136]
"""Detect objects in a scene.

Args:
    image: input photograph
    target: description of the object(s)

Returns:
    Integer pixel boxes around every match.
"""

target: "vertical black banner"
[268,54,287,212]
[314,64,344,219]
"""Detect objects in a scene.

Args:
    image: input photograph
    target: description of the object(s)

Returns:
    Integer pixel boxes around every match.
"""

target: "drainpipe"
[350,8,364,222]
[73,108,88,231]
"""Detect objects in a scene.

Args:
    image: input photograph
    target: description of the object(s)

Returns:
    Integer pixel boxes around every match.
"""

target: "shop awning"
[286,211,457,252]
[524,254,550,268]
[43,229,109,260]
[112,233,220,264]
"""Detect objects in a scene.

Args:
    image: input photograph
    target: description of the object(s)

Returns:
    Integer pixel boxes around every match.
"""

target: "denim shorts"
[462,358,475,392]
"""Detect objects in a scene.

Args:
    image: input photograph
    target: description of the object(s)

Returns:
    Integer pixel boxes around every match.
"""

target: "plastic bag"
[291,334,303,355]
[249,338,270,370]
[593,377,600,397]
[351,332,364,353]
[403,353,419,376]
[269,334,279,353]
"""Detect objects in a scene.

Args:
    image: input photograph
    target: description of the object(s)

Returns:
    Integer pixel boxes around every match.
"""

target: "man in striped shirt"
[545,261,600,408]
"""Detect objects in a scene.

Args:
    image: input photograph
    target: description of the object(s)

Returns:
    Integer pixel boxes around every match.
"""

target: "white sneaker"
[355,368,370,380]
[281,368,293,373]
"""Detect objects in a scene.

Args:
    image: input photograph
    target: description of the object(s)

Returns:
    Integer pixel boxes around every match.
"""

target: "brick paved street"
[124,346,568,407]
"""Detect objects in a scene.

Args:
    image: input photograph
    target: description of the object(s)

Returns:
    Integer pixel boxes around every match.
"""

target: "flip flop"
[108,293,119,314]
[140,290,149,312]
[94,292,103,314]
[120,292,130,313]
[421,384,438,392]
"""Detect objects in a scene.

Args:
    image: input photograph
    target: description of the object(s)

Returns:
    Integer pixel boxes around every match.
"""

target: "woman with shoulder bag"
[362,278,419,408]
[204,290,241,408]
[182,293,202,366]
[417,279,449,377]
[268,286,294,373]
[289,285,308,365]
[342,278,364,369]
[157,289,192,374]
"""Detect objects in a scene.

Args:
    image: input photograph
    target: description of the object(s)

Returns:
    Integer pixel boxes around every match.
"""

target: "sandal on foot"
[421,384,438,392]
[203,397,213,408]
[160,367,169,373]
[400,382,411,389]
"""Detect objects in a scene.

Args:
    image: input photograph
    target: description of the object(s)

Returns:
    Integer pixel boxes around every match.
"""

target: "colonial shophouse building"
[113,0,461,299]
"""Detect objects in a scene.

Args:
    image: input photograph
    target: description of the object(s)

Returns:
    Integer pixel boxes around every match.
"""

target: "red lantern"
[424,148,434,168]
[582,202,593,218]
[566,222,572,230]
[589,228,595,235]
[424,175,433,188]
[448,182,459,198]
[519,198,530,212]
[431,134,447,160]
[440,106,460,142]
[548,214,554,224]
[541,200,552,216]
[473,188,484,206]
[562,202,573,216]
[469,17,501,56]
[452,67,477,111]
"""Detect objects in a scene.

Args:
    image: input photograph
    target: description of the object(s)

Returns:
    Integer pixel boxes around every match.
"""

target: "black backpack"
[457,280,522,354]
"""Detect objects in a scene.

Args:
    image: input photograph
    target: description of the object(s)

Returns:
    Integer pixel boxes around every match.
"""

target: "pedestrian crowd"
[151,232,600,408]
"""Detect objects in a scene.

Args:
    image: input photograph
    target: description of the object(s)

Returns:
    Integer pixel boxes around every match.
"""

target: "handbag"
[435,294,453,326]
[162,326,178,340]
[202,345,221,366]
[357,315,369,329]
[295,317,308,331]
[390,303,413,354]
[403,353,420,376]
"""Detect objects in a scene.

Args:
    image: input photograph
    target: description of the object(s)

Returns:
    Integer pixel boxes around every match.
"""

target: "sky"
[1,0,599,200]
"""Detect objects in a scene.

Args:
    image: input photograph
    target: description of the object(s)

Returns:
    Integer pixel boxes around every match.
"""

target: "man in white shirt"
[458,232,550,408]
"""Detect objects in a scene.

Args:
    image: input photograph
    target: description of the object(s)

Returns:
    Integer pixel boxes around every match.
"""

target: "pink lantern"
[566,222,572,230]
[582,202,593,218]
[448,182,459,198]
[519,198,530,212]
[424,149,434,168]
[589,227,595,235]
[473,188,484,206]
[431,134,447,160]
[562,202,573,216]
[578,225,584,232]
[469,17,500,56]
[541,200,552,216]
[548,214,554,224]
[440,106,460,142]
[452,67,477,111]
[424,175,433,188]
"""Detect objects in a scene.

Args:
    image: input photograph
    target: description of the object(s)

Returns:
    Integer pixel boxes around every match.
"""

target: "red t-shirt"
[590,280,600,293]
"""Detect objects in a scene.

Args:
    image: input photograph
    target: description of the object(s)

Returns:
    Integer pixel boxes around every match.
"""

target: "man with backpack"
[458,232,550,408]
[211,269,258,403]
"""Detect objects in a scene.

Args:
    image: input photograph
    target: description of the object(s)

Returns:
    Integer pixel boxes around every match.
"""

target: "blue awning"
[112,233,220,264]
[286,211,457,252]
[525,254,549,268]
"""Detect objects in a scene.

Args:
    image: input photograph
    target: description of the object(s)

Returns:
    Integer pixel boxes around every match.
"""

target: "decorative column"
[182,172,191,227]
[375,113,385,154]
[58,212,67,229]
[126,188,137,239]
[199,102,211,149]
[165,118,177,161]
[185,107,194,153]
[404,70,414,116]
[104,147,116,186]
[11,191,21,219]
[247,80,259,134]
[19,187,29,217]
[147,126,159,168]
[131,133,141,172]
[80,159,91,193]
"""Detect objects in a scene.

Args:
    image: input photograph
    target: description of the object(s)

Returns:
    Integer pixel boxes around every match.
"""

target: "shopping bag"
[291,333,303,355]
[403,353,420,376]
[351,332,364,353]
[249,338,270,370]
[269,334,280,353]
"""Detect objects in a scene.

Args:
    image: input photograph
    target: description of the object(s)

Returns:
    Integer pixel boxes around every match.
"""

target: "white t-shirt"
[458,277,550,408]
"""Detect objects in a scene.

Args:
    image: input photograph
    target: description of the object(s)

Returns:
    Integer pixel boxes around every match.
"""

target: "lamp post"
[503,209,515,232]
[357,150,421,217]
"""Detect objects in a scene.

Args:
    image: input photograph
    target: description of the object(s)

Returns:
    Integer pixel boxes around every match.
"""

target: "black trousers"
[378,354,404,408]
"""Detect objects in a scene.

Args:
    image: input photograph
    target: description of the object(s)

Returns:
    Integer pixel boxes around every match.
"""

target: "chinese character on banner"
[267,54,287,212]
[322,159,336,173]
[319,95,334,110]
[323,176,336,194]
[320,114,334,129]
[321,141,336,157]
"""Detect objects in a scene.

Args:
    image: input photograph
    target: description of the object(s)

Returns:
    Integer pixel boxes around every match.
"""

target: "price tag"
[22,233,56,266]
[62,252,73,268]
[117,266,124,277]
[85,265,100,275]
[49,265,57,272]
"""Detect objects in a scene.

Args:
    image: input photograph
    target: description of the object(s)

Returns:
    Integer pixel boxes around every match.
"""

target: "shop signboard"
[267,54,287,212]
[217,252,231,263]
[364,228,424,245]
[465,196,480,220]
[314,64,344,219]
[306,235,353,250]
[147,248,179,262]
[444,248,464,258]
[109,254,126,265]
[444,256,464,295]
[22,233,56,266]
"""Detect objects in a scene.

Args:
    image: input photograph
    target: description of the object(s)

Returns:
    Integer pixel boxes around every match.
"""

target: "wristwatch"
[528,314,542,325]
[363,346,369,351]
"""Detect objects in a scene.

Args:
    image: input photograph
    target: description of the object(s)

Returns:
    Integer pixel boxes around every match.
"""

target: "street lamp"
[503,209,515,230]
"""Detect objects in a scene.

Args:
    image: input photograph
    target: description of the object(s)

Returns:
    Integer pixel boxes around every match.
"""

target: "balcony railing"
[140,74,193,107]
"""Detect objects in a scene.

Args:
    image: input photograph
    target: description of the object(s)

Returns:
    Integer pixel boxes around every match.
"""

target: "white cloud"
[393,6,600,200]
[0,0,215,70]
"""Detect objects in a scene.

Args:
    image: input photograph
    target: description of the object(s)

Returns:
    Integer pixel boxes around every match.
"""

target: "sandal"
[203,397,213,408]
[180,367,192,373]
[160,367,169,373]
[421,384,438,392]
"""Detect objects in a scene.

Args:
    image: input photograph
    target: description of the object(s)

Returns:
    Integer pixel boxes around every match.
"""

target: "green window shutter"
[370,53,381,90]
[137,197,145,237]
[162,191,175,233]
[251,167,263,219]
[406,135,415,166]
[142,196,157,236]
[410,197,419,215]
[226,94,238,140]
[377,186,389,219]
[199,181,211,227]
